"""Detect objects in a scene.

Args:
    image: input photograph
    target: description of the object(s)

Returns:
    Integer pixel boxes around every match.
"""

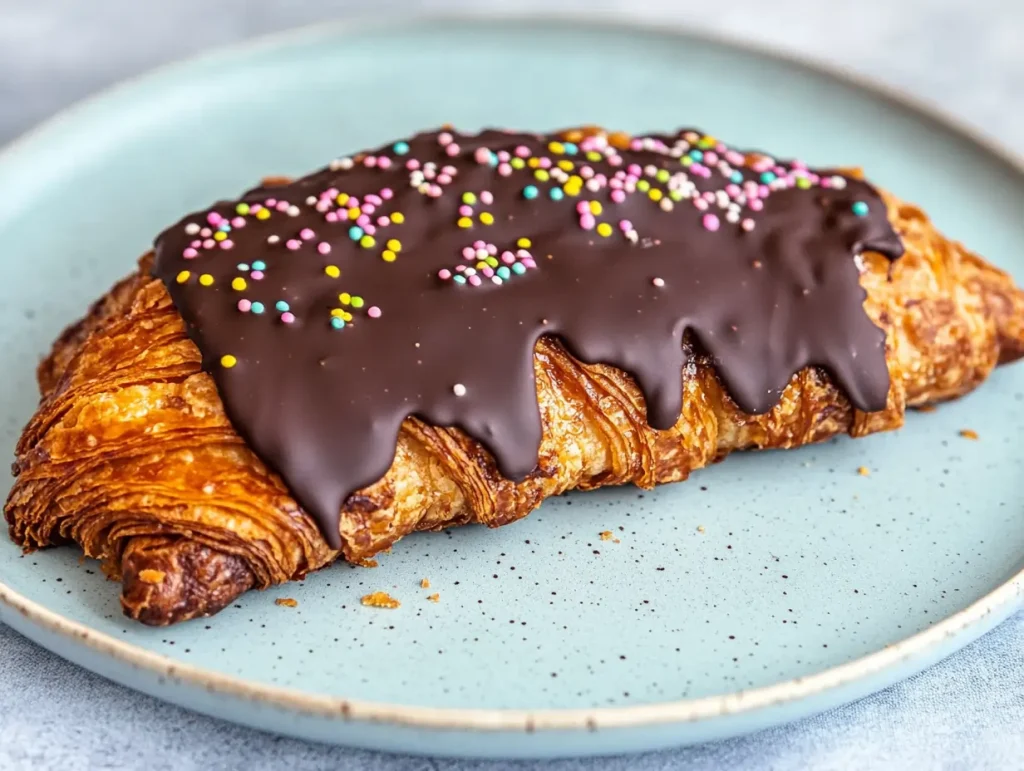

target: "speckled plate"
[0,14,1021,760]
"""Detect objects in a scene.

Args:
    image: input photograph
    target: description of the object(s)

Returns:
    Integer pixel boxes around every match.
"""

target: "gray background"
[0,1,1021,769]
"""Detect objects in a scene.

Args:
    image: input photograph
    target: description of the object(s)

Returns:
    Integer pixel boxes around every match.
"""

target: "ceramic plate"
[0,15,1021,760]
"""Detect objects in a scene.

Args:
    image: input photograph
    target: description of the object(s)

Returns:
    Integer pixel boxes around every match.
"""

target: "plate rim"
[0,9,1021,735]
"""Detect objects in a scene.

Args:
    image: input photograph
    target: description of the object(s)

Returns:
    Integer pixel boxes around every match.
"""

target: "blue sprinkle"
[487,151,498,167]
[218,222,232,232]
[511,262,527,275]
[523,185,539,200]
[730,171,743,183]
[549,188,564,201]
[689,150,704,161]
[563,142,578,155]
[852,201,870,217]
[330,317,346,329]
[496,266,511,280]
[453,274,467,285]
[251,260,266,271]
[236,263,250,272]
[760,172,777,183]
[250,302,265,314]
[349,226,364,241]
[392,141,410,155]
[275,300,290,312]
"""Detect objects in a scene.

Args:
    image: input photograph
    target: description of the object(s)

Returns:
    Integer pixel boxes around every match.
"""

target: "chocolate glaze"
[154,128,903,547]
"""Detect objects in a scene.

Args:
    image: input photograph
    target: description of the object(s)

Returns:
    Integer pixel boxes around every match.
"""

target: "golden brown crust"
[6,187,1023,626]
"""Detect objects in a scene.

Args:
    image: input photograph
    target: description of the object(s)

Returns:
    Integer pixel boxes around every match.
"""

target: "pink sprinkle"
[486,243,497,255]
[200,228,212,238]
[702,214,720,231]
[380,188,394,200]
[326,211,339,223]
[459,205,473,217]
[190,239,202,248]
[610,178,623,190]
[580,166,594,180]
[366,194,382,205]
[348,197,361,209]
[580,213,596,230]
[405,159,420,171]
[438,269,452,280]
[498,163,513,177]
[251,270,264,280]
[367,306,382,318]
[437,173,452,185]
[516,249,531,259]
[316,201,330,213]
[628,163,642,177]
[703,152,719,165]
[183,248,198,259]
[377,215,390,226]
[463,247,476,260]
[232,217,246,228]
[445,144,460,157]
[726,151,745,165]
[325,188,339,199]
[497,150,511,162]
[608,155,623,167]
[220,240,234,250]
[611,189,626,204]
[300,228,315,240]
[364,156,377,168]
[514,145,531,158]
[438,132,453,146]
[539,157,552,169]
[265,198,277,208]
[249,204,263,213]
[275,201,289,212]
[474,147,492,164]
[472,239,486,249]
[694,198,709,211]
[481,267,495,278]
[468,275,482,287]
[576,201,589,215]
[318,242,331,255]
[749,198,764,212]
[522,258,537,269]
[480,191,494,205]
[726,184,741,198]
[757,185,770,198]
[501,251,516,264]
[702,191,716,203]
[820,177,832,188]
[629,139,643,151]
[237,299,252,312]
[203,239,216,249]
[281,312,295,324]
[619,219,633,232]
[427,185,443,198]
[741,218,756,232]
[357,214,371,227]
[442,165,457,176]
[364,225,376,236]
[286,239,301,250]
[377,156,392,170]
[206,212,223,225]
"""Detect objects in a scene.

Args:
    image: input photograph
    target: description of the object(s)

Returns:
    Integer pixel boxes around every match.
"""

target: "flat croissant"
[5,146,1024,625]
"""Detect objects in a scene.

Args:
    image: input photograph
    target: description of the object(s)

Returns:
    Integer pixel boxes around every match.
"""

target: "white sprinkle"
[725,210,740,224]
[184,223,200,235]
[831,176,847,189]
[659,198,673,212]
[585,178,602,192]
[644,164,658,177]
[305,195,317,205]
[453,383,467,397]
[338,157,354,170]
[741,218,756,232]
[652,277,665,287]
[267,235,281,244]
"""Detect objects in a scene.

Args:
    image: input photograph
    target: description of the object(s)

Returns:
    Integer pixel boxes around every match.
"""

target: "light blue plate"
[0,16,1021,760]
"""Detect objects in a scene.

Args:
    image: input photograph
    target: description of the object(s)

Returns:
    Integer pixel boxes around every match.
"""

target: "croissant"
[6,127,1024,626]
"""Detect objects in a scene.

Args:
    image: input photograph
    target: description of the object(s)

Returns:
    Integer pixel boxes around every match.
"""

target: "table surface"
[0,1,1021,769]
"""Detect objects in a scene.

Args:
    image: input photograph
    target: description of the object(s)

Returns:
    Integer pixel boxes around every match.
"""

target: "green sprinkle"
[350,296,365,309]
[235,203,250,215]
[656,169,670,183]
[486,256,499,268]
[796,177,812,189]
[462,192,477,205]
[637,180,651,192]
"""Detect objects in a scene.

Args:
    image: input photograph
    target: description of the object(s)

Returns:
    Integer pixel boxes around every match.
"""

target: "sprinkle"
[479,212,495,225]
[382,250,397,262]
[367,306,382,318]
[392,141,410,155]
[324,265,341,278]
[175,270,190,284]
[231,277,247,291]
[741,218,756,232]
[331,317,346,329]
[251,302,265,314]
[549,188,564,201]
[457,216,473,229]
[317,242,332,256]
[523,185,539,200]
[349,226,364,241]
[597,223,613,238]
[275,300,290,312]
[280,312,295,324]
[237,299,252,312]
[350,296,365,309]
[286,239,301,250]
[199,274,214,286]
[182,248,198,259]
[702,213,721,232]
[252,260,266,271]
[652,277,665,287]
[256,209,271,221]
[360,235,376,248]
[300,227,315,240]
[852,201,870,217]
[517,238,532,248]
[184,223,200,235]
[339,292,351,304]
[220,355,237,368]
[453,383,467,397]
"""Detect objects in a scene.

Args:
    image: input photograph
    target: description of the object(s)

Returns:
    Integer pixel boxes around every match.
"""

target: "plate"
[0,14,1021,760]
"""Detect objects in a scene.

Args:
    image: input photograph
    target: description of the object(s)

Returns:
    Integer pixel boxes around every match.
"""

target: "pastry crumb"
[275,598,298,608]
[857,466,870,476]
[427,593,440,603]
[917,405,937,413]
[420,578,431,589]
[959,429,979,440]
[599,531,613,541]
[361,591,400,609]
[697,525,706,534]
[357,558,379,568]
[138,569,165,585]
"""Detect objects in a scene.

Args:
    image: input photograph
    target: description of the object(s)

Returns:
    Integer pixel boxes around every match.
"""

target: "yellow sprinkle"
[341,311,353,322]
[386,239,402,252]
[479,212,495,225]
[359,235,376,248]
[381,250,397,262]
[462,192,477,205]
[548,141,565,154]
[214,231,227,242]
[457,216,473,229]
[597,223,613,237]
[586,151,602,162]
[534,170,550,182]
[231,277,247,291]
[199,274,214,286]
[339,292,351,304]
[256,209,271,220]
[331,308,345,318]
[175,270,190,284]
[336,193,349,205]
[527,157,540,168]
[589,201,602,215]
[568,175,583,187]
[350,296,364,309]
[324,265,341,278]
[510,158,525,170]
[347,208,360,221]
[649,188,663,202]
[476,261,488,270]
[558,159,574,172]
[391,212,405,224]
[220,355,237,368]
[517,238,532,248]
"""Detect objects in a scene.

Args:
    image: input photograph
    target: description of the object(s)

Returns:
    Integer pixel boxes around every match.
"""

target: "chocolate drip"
[154,128,903,547]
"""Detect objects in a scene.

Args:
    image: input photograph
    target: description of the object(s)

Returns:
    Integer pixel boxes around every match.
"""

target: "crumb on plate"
[420,578,431,589]
[857,466,870,476]
[959,428,979,440]
[427,593,440,603]
[275,598,298,608]
[361,591,400,609]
